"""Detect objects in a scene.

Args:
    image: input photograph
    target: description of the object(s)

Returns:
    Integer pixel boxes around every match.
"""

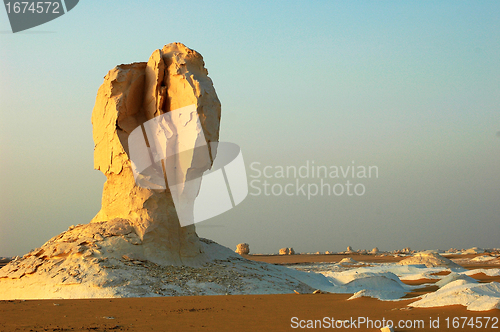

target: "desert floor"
[1,253,499,332]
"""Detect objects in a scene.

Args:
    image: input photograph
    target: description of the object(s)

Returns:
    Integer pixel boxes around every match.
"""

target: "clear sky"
[1,1,499,256]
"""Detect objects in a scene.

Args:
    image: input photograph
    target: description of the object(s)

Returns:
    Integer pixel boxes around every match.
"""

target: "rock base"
[0,221,316,299]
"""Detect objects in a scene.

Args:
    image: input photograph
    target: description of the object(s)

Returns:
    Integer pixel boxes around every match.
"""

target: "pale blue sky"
[1,1,499,256]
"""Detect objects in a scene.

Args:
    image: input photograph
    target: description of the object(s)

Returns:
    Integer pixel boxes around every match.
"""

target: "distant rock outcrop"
[235,243,249,255]
[279,248,295,255]
[396,247,413,255]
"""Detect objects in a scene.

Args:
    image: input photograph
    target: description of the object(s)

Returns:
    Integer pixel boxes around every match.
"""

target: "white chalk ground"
[453,256,500,266]
[290,254,500,311]
[0,238,323,299]
[338,257,361,265]
[470,255,497,262]
[0,221,326,300]
[409,280,500,311]
[1,237,500,311]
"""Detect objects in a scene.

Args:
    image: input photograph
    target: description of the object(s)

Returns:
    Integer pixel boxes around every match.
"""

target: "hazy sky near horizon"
[1,1,499,256]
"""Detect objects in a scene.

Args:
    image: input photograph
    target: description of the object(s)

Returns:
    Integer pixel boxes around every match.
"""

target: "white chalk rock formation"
[346,246,353,253]
[401,247,413,254]
[0,43,323,300]
[470,255,498,263]
[370,247,379,254]
[90,43,221,265]
[399,251,464,270]
[235,243,249,255]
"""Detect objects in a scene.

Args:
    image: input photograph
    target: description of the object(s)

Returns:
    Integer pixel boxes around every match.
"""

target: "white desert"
[1,44,498,331]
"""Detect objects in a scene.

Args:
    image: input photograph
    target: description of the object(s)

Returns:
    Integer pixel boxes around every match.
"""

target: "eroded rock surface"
[235,243,250,255]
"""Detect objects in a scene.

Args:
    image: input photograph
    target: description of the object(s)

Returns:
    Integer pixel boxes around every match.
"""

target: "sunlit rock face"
[91,43,221,265]
[235,243,250,255]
